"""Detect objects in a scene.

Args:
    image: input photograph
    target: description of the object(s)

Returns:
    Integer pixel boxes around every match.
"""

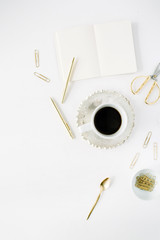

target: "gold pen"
[50,98,74,139]
[62,57,75,103]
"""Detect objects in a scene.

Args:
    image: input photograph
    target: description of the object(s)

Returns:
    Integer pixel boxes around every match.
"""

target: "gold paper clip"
[50,98,74,139]
[129,152,140,169]
[153,142,158,160]
[143,131,152,148]
[62,57,75,103]
[34,72,50,82]
[35,49,39,68]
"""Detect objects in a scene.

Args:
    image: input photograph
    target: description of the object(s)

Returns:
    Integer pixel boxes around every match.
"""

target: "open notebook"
[55,21,137,81]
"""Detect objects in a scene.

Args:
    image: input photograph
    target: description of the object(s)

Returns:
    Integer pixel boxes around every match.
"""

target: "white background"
[0,0,160,239]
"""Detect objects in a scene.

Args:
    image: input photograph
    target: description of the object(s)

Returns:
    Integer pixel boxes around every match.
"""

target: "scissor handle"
[145,81,160,105]
[131,75,151,95]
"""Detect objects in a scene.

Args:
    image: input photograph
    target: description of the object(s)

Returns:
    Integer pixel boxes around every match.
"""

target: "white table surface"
[0,0,160,239]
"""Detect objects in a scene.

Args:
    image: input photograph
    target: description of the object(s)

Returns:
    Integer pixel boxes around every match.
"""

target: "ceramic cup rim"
[89,103,128,139]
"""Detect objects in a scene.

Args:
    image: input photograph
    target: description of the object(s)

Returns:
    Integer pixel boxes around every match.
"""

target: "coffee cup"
[79,103,128,139]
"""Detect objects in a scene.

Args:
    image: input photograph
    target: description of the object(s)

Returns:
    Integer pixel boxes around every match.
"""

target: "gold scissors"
[131,63,160,105]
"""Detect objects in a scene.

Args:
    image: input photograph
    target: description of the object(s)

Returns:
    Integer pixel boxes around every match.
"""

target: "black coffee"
[94,107,122,135]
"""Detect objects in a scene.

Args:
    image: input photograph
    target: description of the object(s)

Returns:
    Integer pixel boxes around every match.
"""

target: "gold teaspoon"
[87,177,111,220]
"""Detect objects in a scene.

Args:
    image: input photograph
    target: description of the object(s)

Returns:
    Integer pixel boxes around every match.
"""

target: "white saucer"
[77,90,135,149]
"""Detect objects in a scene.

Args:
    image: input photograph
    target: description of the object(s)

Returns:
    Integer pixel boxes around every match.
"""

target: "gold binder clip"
[34,72,50,82]
[143,131,152,148]
[50,98,74,139]
[62,57,75,103]
[35,49,39,68]
[153,142,158,160]
[130,152,140,169]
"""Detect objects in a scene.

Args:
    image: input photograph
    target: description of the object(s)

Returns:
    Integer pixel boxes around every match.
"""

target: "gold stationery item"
[130,132,152,169]
[87,178,110,220]
[50,98,74,138]
[35,49,39,68]
[131,63,160,105]
[129,152,140,169]
[62,57,75,103]
[154,142,158,160]
[34,72,50,82]
[135,173,156,192]
[143,131,152,148]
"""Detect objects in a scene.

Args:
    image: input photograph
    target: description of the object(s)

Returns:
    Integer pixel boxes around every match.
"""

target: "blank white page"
[94,21,137,76]
[55,25,100,81]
